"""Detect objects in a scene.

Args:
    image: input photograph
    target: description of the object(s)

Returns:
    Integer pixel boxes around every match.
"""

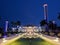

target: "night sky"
[0,0,60,26]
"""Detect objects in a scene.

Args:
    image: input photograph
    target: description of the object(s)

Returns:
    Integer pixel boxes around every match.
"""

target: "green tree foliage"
[40,20,47,26]
[11,21,21,27]
[48,21,57,30]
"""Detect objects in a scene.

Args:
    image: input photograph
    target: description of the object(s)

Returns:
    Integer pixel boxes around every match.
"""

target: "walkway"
[0,32,60,45]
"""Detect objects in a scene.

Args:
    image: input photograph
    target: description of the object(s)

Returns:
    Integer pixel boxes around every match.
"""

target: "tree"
[11,21,15,27]
[0,27,4,33]
[11,21,21,33]
[58,13,60,20]
[48,21,57,30]
[16,21,21,26]
[11,21,21,27]
[40,20,48,34]
[40,20,47,26]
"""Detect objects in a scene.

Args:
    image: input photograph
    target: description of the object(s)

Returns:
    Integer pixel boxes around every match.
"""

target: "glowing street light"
[3,38,7,42]
[54,37,59,42]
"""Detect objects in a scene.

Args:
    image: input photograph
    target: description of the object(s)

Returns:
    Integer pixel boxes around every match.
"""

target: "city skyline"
[0,0,60,26]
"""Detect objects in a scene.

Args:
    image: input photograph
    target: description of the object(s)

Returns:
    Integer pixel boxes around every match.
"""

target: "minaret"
[43,4,48,22]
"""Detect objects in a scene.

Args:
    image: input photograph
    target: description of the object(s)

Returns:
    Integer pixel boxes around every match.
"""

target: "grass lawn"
[6,38,54,45]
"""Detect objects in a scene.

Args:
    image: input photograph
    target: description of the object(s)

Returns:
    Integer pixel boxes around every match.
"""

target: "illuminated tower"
[5,21,8,32]
[43,4,48,22]
[4,21,8,38]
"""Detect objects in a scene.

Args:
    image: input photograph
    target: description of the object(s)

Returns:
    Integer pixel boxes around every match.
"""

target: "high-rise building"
[43,4,48,22]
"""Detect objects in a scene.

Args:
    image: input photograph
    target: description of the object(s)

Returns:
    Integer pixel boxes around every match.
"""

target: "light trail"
[1,33,26,45]
[1,32,60,45]
[34,33,60,45]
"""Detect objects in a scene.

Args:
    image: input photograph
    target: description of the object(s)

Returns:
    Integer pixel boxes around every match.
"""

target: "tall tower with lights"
[43,4,48,22]
[4,21,8,38]
[5,21,8,32]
